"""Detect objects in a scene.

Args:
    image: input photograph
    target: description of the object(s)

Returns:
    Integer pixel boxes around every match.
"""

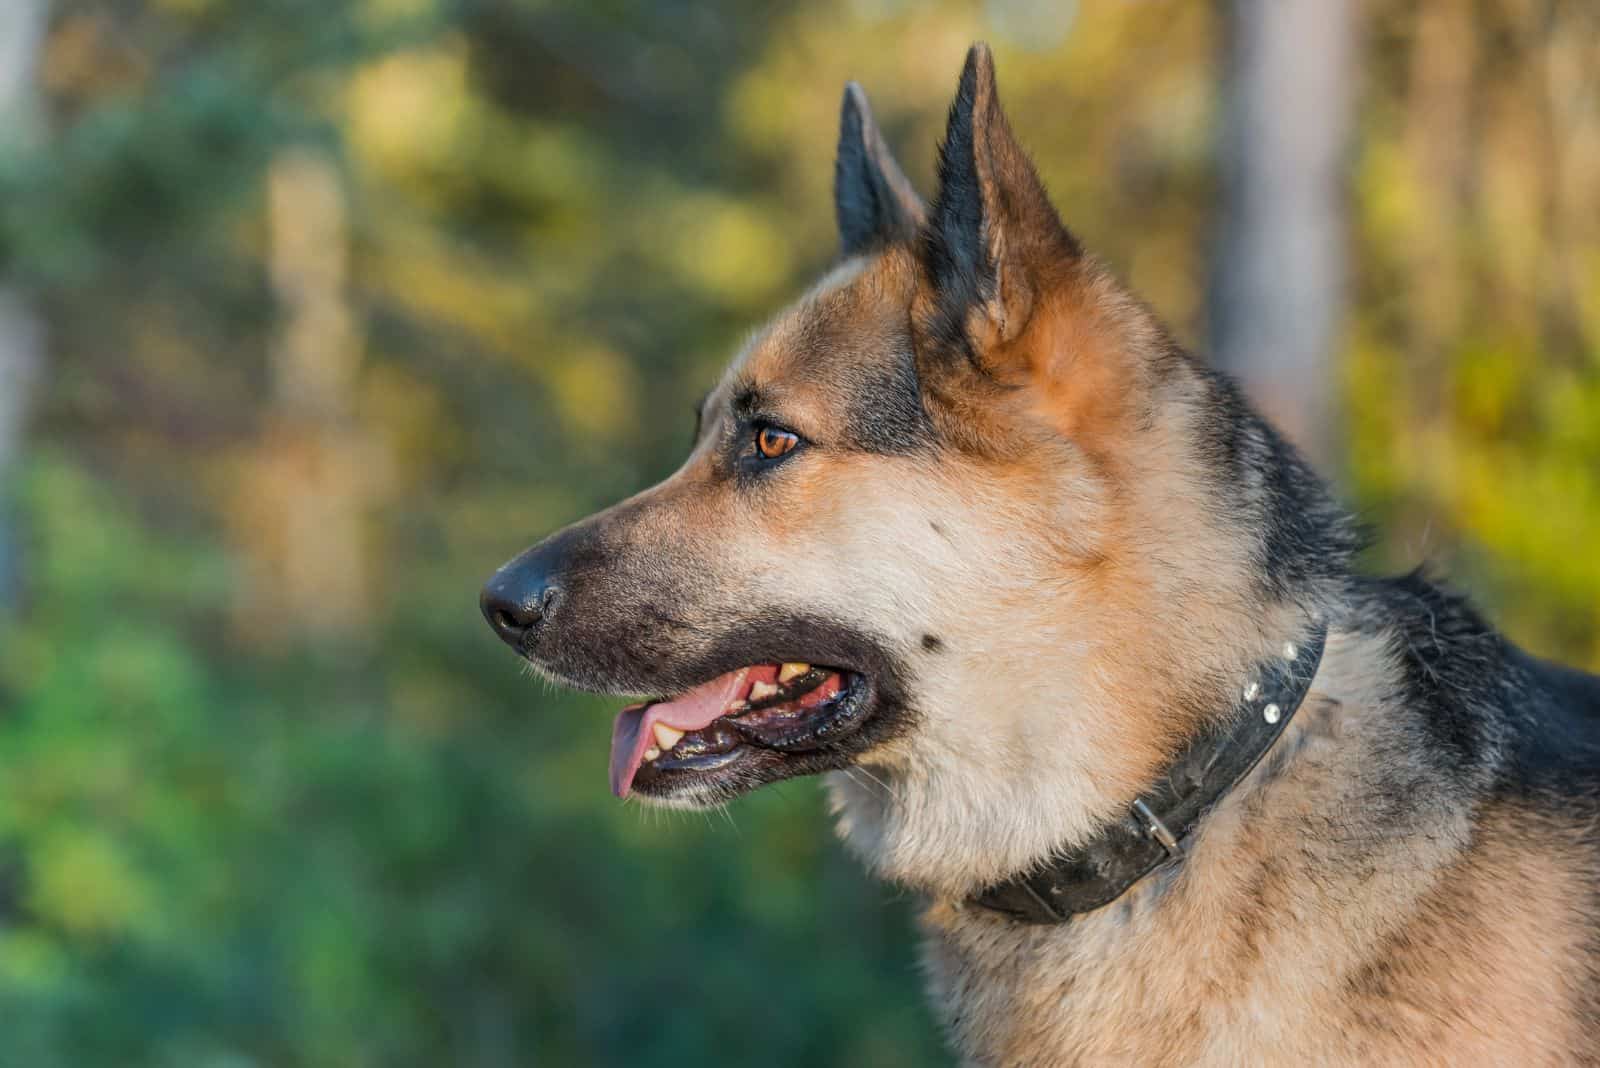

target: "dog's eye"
[755,425,799,460]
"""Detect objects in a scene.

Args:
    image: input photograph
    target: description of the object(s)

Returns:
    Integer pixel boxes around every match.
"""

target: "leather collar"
[967,619,1329,924]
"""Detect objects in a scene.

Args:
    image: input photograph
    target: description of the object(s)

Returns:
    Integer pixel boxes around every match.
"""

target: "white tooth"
[653,723,684,750]
[779,662,811,683]
[750,681,779,702]
[644,746,661,761]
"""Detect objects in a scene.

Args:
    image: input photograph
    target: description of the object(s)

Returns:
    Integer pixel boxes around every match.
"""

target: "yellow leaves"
[370,224,538,357]
[1453,343,1521,437]
[725,66,803,157]
[657,195,793,307]
[1341,332,1412,505]
[28,828,152,941]
[1356,139,1418,256]
[1346,325,1600,664]
[360,0,434,23]
[1576,247,1600,347]
[346,42,471,179]
[1454,440,1600,616]
[363,363,461,477]
[546,345,638,439]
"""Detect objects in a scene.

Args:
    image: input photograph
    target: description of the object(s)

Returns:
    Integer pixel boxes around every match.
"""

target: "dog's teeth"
[779,662,811,683]
[750,681,779,702]
[652,723,684,751]
[644,746,661,762]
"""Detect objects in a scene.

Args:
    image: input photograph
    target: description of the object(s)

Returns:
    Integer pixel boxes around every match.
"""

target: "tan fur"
[498,45,1600,1064]
[916,630,1595,1066]
[598,153,1597,1068]
[713,169,1593,1067]
[589,233,1596,1059]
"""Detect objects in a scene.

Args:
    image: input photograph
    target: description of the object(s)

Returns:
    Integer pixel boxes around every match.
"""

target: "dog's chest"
[917,892,1382,1068]
[918,868,1587,1068]
[921,905,1249,1066]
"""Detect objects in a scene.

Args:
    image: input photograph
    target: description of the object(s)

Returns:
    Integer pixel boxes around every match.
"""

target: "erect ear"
[919,44,1079,362]
[834,82,926,256]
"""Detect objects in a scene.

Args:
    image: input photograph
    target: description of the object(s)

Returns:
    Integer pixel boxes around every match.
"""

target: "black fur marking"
[690,389,711,447]
[918,49,989,373]
[1511,651,1600,794]
[835,83,920,256]
[1190,364,1363,603]
[914,45,1081,377]
[840,340,934,455]
[731,387,766,422]
[922,634,944,652]
[1337,566,1600,826]
[1357,572,1509,771]
[1350,569,1600,797]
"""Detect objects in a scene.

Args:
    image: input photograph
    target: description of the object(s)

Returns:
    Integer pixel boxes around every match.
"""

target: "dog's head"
[483,45,1349,896]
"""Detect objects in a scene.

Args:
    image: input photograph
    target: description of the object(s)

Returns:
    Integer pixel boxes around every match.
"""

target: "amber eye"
[755,425,799,460]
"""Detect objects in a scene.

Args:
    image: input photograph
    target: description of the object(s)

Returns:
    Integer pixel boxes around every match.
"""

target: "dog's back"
[1513,646,1600,791]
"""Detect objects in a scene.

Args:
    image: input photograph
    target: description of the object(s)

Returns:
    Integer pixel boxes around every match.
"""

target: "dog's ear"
[917,44,1079,369]
[835,82,926,256]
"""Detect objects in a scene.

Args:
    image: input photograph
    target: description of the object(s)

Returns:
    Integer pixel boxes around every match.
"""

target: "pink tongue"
[609,666,776,797]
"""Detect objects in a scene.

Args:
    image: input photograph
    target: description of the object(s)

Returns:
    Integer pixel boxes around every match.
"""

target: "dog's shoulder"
[1507,647,1600,794]
[1357,568,1600,798]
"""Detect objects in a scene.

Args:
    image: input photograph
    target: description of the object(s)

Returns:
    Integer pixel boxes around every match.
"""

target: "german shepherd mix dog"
[483,45,1600,1066]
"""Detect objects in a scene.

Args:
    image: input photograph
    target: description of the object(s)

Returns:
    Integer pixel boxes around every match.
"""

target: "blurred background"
[0,0,1596,1064]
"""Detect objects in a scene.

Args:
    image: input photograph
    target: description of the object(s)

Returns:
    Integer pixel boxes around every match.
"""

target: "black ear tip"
[957,42,997,99]
[835,77,924,254]
[839,81,866,133]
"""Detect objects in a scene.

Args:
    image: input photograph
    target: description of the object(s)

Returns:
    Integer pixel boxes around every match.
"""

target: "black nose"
[480,553,563,650]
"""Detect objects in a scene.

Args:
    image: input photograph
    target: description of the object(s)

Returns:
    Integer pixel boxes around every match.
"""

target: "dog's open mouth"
[611,662,867,797]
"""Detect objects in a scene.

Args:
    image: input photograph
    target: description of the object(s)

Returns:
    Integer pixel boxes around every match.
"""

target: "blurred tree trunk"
[0,0,48,612]
[230,148,390,646]
[1211,0,1355,470]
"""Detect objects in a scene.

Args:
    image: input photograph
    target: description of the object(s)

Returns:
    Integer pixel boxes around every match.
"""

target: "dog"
[481,44,1600,1066]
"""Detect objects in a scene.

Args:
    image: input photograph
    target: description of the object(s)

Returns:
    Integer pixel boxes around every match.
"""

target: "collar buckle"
[1131,798,1183,858]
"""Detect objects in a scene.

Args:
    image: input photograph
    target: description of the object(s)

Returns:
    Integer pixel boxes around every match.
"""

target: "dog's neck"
[963,617,1329,923]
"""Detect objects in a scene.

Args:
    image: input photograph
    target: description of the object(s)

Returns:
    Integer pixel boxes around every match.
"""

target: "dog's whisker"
[849,764,902,805]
